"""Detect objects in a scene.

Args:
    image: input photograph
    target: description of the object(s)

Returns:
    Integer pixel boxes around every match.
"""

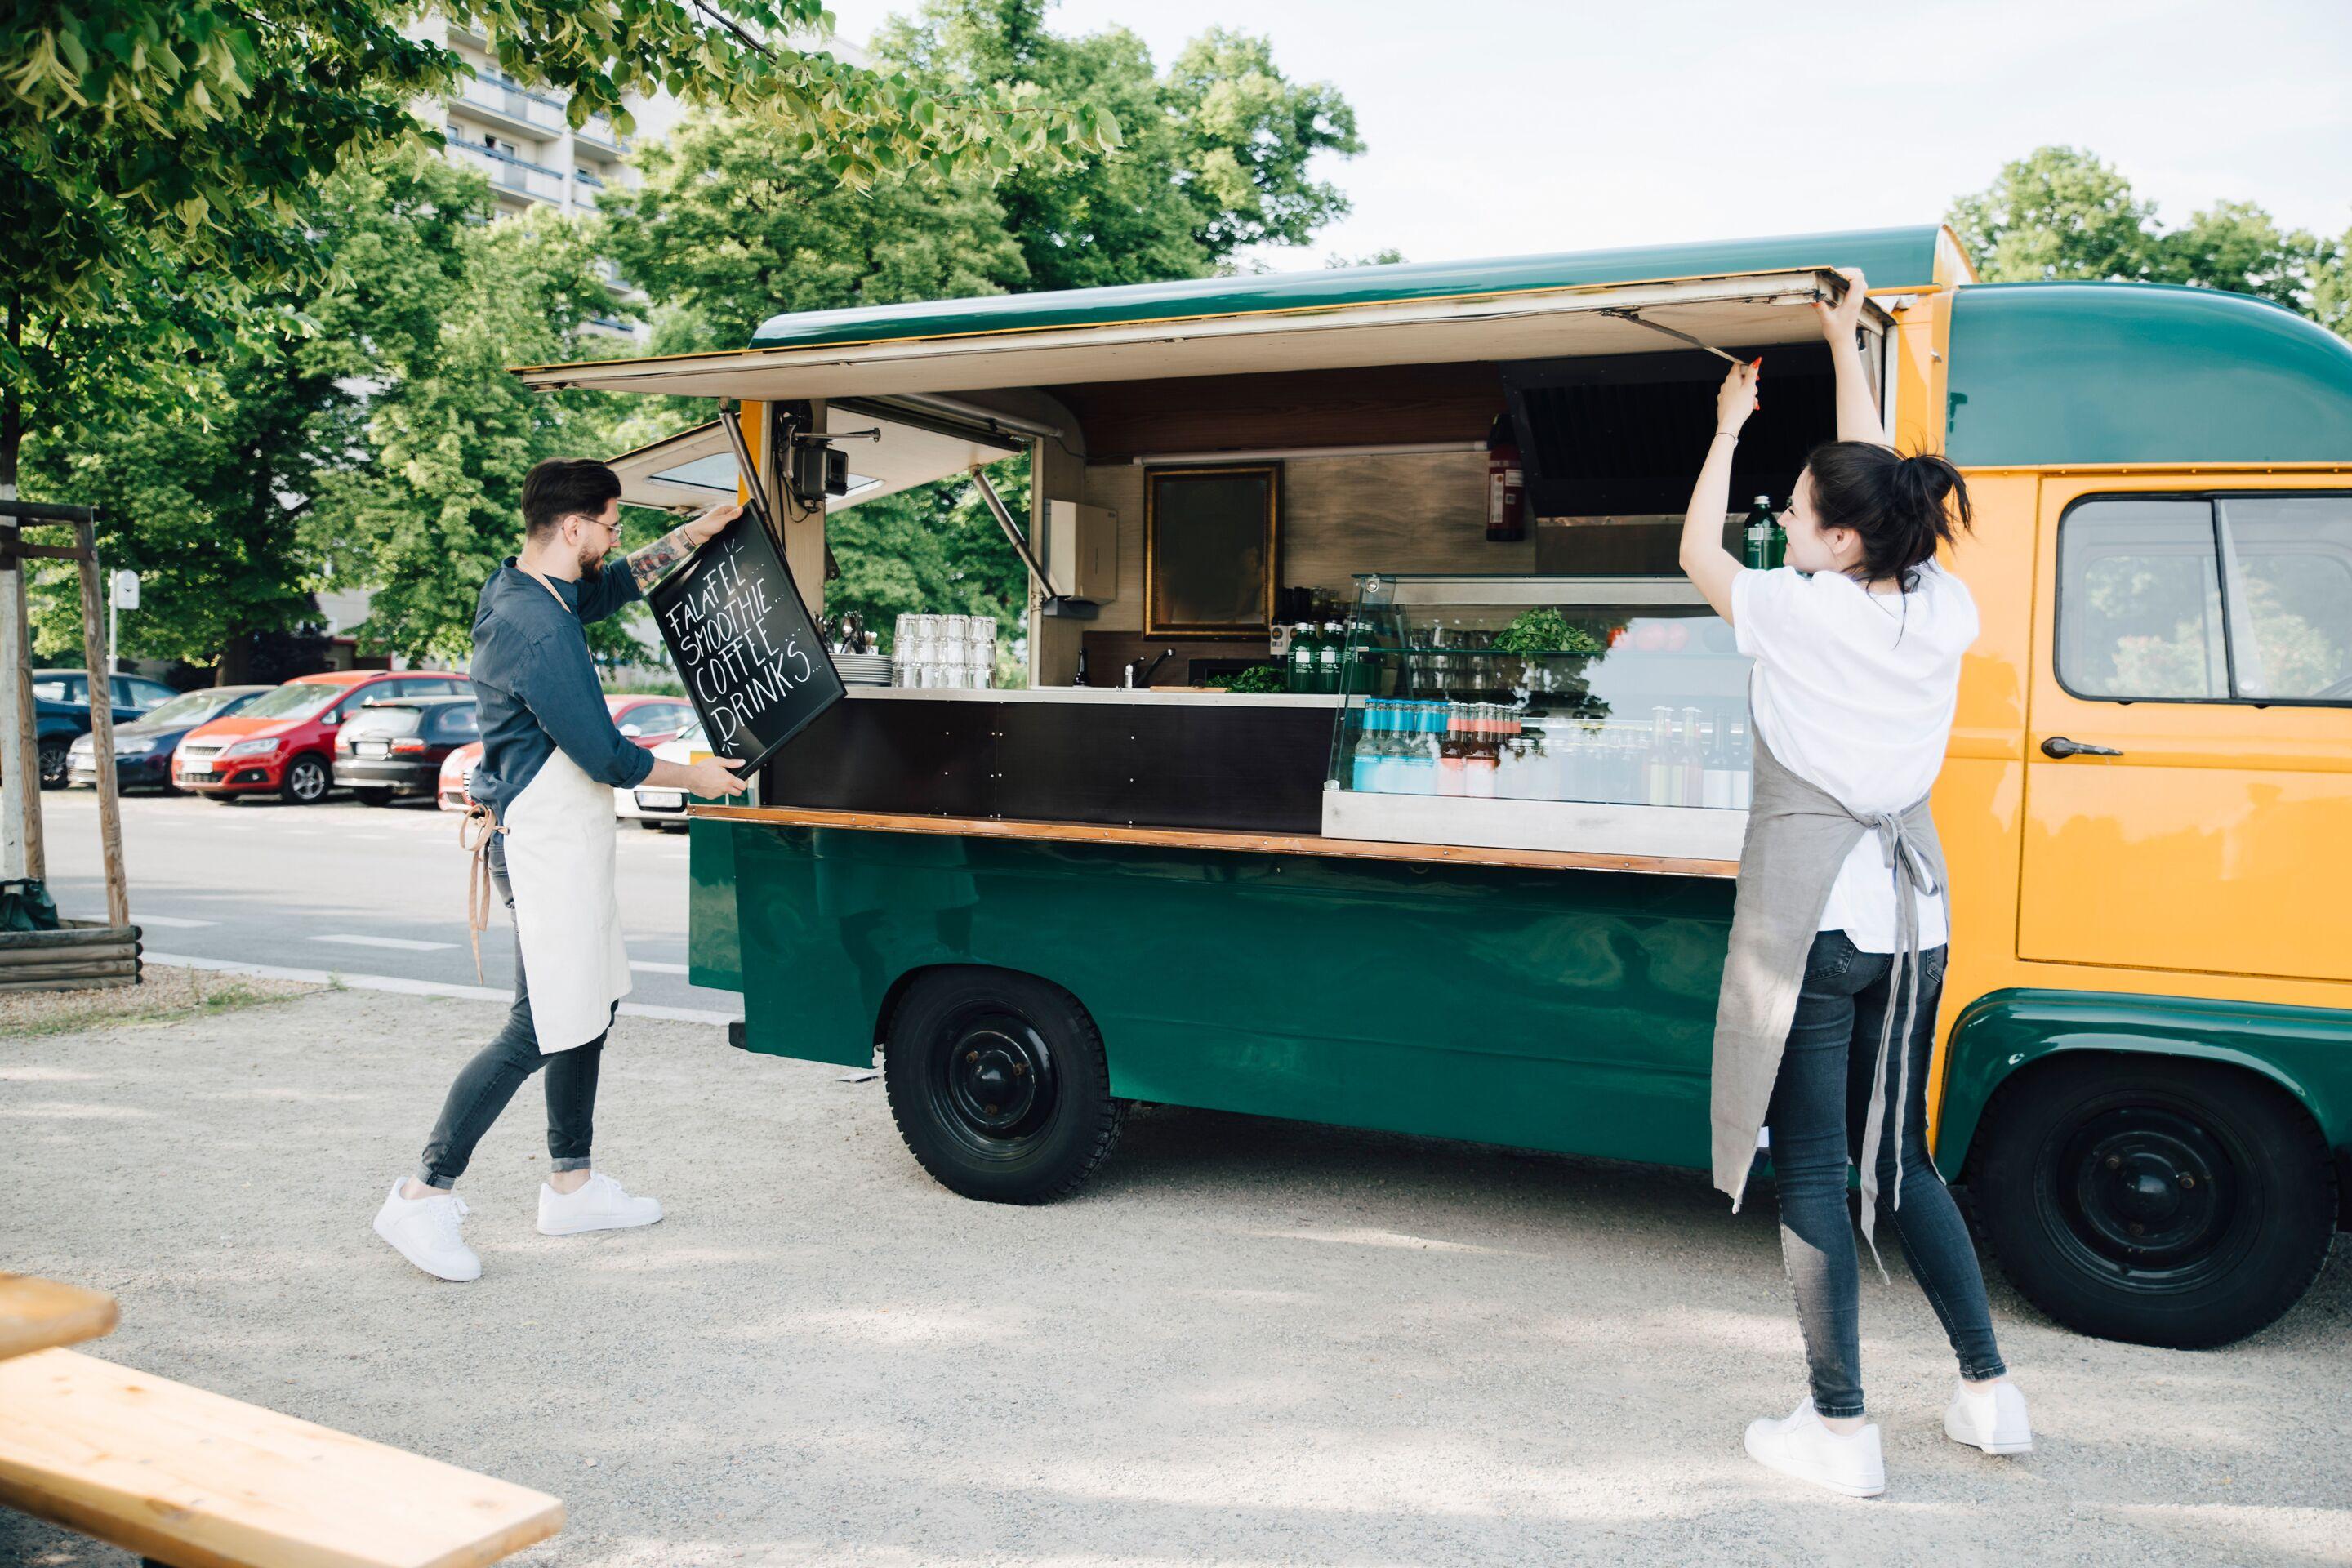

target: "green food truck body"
[522,225,2352,1351]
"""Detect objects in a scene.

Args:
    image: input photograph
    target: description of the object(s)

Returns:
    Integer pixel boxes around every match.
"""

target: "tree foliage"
[24,149,491,670]
[0,0,1120,523]
[1949,145,2348,332]
[870,0,1362,292]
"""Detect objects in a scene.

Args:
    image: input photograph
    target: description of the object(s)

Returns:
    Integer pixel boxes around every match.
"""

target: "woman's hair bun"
[1803,442,1973,587]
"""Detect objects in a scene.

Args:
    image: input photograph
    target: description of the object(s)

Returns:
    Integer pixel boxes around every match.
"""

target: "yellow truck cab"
[519,226,2352,1349]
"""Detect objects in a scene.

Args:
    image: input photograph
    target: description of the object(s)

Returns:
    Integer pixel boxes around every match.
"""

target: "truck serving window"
[2057,493,2352,705]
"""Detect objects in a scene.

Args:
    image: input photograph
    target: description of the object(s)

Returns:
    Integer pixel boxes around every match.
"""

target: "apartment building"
[404,13,674,336]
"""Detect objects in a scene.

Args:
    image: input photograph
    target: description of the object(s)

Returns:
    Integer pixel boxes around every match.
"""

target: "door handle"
[2041,736,2125,760]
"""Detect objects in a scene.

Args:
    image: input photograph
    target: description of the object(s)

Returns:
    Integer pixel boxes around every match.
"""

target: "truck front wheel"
[883,968,1125,1205]
[1971,1055,2336,1349]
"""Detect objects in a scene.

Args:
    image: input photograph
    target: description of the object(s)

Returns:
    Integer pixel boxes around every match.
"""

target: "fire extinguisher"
[1485,413,1526,542]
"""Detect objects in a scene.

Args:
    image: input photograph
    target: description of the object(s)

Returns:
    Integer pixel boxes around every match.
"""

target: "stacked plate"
[834,652,893,686]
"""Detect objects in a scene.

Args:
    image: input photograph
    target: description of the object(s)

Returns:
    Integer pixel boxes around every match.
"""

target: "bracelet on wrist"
[1713,428,1740,440]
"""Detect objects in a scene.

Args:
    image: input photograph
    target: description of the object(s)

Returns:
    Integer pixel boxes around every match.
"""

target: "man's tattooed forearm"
[627,526,695,593]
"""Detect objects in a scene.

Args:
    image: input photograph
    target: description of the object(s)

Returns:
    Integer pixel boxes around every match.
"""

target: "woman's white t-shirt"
[1729,560,1979,952]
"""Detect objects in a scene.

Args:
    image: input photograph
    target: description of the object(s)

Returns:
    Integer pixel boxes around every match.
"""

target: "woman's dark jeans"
[1766,929,2007,1418]
[417,834,612,1189]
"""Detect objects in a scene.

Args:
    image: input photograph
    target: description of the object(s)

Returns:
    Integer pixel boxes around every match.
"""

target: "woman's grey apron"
[1711,729,1951,1267]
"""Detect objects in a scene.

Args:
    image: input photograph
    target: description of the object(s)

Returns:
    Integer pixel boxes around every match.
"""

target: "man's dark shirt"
[467,556,655,819]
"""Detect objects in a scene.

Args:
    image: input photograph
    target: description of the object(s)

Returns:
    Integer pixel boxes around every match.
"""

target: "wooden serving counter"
[693,804,1739,879]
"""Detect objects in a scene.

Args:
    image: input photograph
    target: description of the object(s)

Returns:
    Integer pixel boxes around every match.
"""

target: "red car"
[436,693,696,812]
[176,669,473,804]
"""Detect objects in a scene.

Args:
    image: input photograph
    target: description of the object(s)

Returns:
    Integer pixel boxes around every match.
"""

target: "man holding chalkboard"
[375,457,751,1283]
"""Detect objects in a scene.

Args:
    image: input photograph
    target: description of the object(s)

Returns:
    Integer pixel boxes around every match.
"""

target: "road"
[36,787,740,1019]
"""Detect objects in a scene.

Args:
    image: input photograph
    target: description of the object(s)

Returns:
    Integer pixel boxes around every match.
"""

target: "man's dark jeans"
[1766,929,2007,1418]
[417,833,612,1189]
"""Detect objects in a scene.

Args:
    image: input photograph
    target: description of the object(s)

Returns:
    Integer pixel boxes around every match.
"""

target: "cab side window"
[2219,497,2352,700]
[2057,494,2352,705]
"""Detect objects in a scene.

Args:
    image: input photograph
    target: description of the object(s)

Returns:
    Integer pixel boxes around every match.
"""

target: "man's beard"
[577,540,609,576]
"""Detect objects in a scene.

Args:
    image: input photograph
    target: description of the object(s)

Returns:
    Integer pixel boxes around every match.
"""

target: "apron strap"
[458,801,506,984]
[1854,800,1935,1277]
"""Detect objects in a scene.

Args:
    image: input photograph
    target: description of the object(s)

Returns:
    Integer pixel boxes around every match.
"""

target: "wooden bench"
[1,1318,564,1568]
[0,1272,118,1361]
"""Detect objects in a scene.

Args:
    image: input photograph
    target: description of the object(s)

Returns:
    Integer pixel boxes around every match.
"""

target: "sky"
[812,0,2352,274]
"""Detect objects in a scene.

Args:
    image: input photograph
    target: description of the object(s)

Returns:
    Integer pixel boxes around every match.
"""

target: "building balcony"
[575,114,630,154]
[453,67,568,134]
[445,139,570,205]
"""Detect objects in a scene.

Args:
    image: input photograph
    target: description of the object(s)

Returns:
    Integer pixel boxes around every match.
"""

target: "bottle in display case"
[1325,574,1757,860]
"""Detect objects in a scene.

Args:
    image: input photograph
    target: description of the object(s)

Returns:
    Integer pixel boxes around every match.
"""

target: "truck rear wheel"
[883,968,1125,1205]
[1971,1055,2336,1348]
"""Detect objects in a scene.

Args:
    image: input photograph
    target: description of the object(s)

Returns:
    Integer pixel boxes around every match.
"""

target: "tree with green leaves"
[2,0,1120,501]
[24,148,492,676]
[871,0,1363,292]
[602,109,1030,354]
[1949,145,2347,329]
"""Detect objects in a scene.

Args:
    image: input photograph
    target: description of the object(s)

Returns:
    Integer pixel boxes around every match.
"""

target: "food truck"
[517,225,2352,1349]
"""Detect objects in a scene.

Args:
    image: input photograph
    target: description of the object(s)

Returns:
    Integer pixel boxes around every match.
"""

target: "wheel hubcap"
[930,1009,1057,1151]
[2055,1104,2238,1286]
[292,761,324,800]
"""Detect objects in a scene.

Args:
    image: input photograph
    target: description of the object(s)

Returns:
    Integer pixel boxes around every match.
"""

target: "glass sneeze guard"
[1322,573,1755,860]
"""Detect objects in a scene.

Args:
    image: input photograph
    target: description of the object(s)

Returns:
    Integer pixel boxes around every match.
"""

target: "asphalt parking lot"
[3,987,2346,1567]
[36,788,737,1018]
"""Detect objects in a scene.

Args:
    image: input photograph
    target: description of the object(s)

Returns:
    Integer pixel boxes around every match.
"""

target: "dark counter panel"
[758,697,1334,834]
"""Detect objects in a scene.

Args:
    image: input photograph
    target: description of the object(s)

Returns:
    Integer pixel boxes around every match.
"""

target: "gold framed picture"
[1142,463,1280,638]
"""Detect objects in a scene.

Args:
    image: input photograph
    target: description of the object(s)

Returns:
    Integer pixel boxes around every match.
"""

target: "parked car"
[612,717,710,831]
[31,670,177,788]
[333,695,481,806]
[67,684,272,791]
[436,694,696,813]
[175,669,472,805]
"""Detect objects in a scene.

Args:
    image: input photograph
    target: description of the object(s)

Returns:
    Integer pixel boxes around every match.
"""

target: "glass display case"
[1322,573,1754,859]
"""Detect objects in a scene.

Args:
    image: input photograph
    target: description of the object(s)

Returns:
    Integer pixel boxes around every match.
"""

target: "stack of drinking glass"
[892,612,999,689]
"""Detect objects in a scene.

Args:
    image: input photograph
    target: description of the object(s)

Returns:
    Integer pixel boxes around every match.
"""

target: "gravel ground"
[3,988,2348,1567]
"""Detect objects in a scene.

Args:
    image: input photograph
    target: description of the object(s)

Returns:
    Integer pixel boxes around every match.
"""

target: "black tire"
[352,787,395,808]
[280,753,331,805]
[38,737,70,790]
[883,967,1125,1204]
[1971,1055,2336,1348]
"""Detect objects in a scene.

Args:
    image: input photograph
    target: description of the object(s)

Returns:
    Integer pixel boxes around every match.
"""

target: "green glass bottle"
[1741,496,1776,570]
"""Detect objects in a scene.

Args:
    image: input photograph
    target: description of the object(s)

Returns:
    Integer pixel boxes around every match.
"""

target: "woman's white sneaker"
[1945,1379,2034,1454]
[1744,1398,1886,1497]
[372,1180,481,1281]
[537,1171,663,1236]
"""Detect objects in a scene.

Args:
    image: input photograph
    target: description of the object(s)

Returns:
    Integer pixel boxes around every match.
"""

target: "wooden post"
[74,520,128,930]
[0,489,40,884]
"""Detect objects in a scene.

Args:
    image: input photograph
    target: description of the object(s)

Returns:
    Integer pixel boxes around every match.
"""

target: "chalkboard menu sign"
[646,514,843,774]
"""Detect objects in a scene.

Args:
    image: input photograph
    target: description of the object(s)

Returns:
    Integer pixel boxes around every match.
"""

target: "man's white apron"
[503,746,631,1054]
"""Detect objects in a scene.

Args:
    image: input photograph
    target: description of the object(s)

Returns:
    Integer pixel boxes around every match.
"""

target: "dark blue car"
[65,684,273,793]
[33,670,179,789]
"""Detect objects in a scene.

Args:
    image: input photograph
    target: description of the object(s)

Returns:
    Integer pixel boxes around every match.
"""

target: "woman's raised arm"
[1677,359,1758,621]
[1815,267,1888,448]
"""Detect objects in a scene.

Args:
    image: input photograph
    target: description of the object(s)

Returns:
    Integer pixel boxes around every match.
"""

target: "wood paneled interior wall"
[1051,362,1504,461]
[1077,449,1535,639]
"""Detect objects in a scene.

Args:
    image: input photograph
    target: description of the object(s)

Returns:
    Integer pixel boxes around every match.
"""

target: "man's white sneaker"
[372,1180,481,1282]
[1945,1379,2034,1454]
[537,1171,663,1236]
[1744,1398,1886,1498]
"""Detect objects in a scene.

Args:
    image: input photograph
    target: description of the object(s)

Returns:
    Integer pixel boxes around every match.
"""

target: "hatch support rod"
[967,466,1051,588]
[1597,308,1744,364]
[968,466,1098,621]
